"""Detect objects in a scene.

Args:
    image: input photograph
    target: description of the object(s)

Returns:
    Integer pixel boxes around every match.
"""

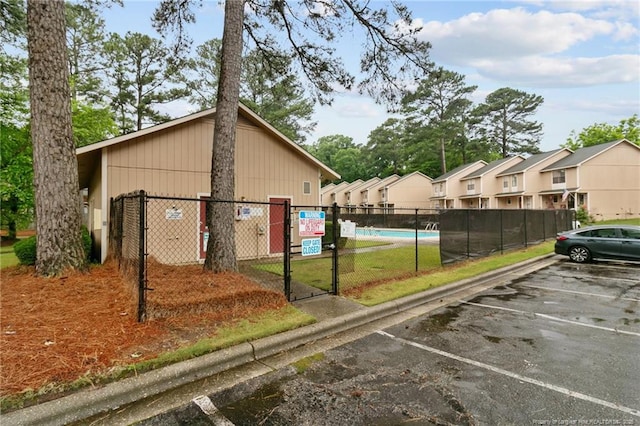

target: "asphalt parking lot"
[144,260,640,425]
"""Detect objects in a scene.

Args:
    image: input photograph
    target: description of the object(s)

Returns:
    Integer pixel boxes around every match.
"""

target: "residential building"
[380,171,433,211]
[77,103,339,262]
[539,139,640,220]
[495,148,572,209]
[343,177,381,212]
[459,156,525,208]
[430,161,487,209]
[329,179,364,206]
[360,175,400,213]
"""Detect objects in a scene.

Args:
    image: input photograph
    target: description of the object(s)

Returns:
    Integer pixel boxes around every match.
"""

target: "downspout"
[101,149,108,263]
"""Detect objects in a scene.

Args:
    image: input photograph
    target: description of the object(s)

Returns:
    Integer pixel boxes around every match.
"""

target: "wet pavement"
[141,260,640,425]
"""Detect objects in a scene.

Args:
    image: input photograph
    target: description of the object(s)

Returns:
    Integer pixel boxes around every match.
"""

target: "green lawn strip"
[254,245,441,292]
[0,244,19,269]
[0,305,315,412]
[352,241,555,306]
[596,218,639,225]
[139,306,314,368]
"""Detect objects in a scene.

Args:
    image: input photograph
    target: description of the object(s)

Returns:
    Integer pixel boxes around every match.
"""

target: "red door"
[269,197,289,254]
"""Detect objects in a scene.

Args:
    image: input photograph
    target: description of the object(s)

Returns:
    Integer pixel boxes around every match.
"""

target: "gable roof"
[497,149,570,176]
[333,179,363,195]
[461,156,524,180]
[432,160,487,183]
[346,177,381,194]
[77,103,340,181]
[361,174,400,193]
[541,139,637,172]
[384,171,432,189]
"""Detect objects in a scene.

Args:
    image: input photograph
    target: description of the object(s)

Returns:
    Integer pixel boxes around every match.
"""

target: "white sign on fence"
[340,220,356,238]
[301,237,322,256]
[299,210,325,237]
[165,208,183,220]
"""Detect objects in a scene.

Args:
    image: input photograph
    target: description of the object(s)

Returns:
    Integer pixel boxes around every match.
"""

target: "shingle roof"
[541,139,634,172]
[345,177,380,193]
[497,149,567,176]
[461,156,523,180]
[361,175,400,192]
[432,161,486,183]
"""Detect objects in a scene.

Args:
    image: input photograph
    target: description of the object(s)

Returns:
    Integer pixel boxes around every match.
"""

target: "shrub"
[81,226,92,261]
[575,206,594,225]
[13,227,93,266]
[13,236,37,265]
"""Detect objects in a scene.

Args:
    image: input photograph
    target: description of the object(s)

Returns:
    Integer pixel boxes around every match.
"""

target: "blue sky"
[103,1,640,152]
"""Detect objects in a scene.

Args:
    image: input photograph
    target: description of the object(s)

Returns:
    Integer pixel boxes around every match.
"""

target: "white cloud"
[413,6,639,88]
[475,54,640,87]
[335,101,383,118]
[418,8,614,62]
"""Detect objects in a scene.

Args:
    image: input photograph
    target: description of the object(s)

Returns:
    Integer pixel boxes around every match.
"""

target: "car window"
[620,228,640,239]
[575,230,592,237]
[590,228,618,238]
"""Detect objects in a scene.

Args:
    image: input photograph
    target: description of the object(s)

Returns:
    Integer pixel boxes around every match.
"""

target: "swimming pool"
[355,227,439,239]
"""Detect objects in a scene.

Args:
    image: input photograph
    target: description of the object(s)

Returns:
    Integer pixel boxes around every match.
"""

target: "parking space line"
[375,330,640,418]
[518,284,640,302]
[461,301,640,337]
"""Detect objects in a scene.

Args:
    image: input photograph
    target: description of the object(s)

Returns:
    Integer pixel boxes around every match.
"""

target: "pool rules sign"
[299,210,325,256]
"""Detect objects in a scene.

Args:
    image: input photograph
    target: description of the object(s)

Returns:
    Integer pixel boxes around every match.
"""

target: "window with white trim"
[511,175,517,187]
[503,178,509,189]
[303,181,311,195]
[467,179,475,191]
[552,170,565,184]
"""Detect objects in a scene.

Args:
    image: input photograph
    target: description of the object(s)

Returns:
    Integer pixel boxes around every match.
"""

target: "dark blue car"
[554,225,640,263]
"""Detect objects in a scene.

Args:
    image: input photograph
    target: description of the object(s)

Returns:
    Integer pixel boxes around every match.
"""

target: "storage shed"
[77,104,339,262]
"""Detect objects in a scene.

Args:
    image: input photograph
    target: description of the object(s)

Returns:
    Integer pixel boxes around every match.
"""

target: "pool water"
[355,228,439,239]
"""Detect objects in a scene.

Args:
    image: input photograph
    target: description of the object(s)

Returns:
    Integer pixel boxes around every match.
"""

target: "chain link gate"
[284,202,338,301]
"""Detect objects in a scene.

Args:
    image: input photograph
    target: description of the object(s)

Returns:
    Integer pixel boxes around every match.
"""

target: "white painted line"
[518,284,640,302]
[375,330,640,418]
[193,395,235,425]
[461,301,640,337]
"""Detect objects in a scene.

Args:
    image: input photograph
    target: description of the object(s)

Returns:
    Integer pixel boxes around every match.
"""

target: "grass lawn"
[0,245,19,269]
[254,243,438,291]
[254,240,556,304]
[353,241,556,306]
[596,218,639,225]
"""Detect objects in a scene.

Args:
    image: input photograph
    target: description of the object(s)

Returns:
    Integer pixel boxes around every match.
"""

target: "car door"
[619,227,640,260]
[587,228,622,259]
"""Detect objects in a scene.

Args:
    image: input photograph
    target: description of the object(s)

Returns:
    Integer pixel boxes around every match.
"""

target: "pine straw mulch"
[0,260,289,399]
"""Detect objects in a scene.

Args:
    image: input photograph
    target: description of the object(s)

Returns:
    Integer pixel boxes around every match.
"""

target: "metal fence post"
[332,202,339,295]
[523,209,528,248]
[414,208,419,272]
[283,200,291,301]
[466,209,470,259]
[500,209,504,254]
[138,190,147,323]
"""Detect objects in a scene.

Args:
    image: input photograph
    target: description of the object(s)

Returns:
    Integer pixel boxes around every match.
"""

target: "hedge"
[13,227,93,266]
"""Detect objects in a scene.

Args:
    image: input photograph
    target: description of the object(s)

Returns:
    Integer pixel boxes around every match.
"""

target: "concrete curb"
[3,254,556,426]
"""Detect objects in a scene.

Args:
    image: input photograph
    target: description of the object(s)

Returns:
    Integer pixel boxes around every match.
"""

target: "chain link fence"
[109,191,145,321]
[109,192,572,321]
[335,207,441,295]
[439,209,574,264]
[110,193,292,321]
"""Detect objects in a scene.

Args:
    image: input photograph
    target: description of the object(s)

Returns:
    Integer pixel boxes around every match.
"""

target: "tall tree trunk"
[204,0,245,273]
[439,136,447,174]
[27,0,86,276]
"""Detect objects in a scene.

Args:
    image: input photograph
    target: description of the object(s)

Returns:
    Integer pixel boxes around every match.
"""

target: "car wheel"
[569,246,591,263]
